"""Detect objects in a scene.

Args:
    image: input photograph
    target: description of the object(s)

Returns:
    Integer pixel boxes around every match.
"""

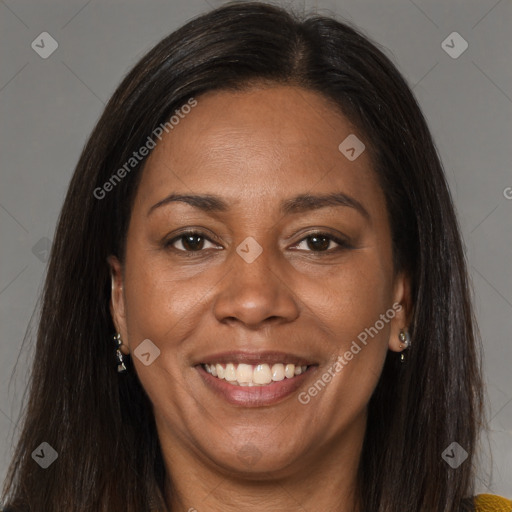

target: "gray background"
[1,0,511,499]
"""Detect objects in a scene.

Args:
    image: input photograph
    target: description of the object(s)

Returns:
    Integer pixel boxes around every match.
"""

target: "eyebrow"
[147,192,370,220]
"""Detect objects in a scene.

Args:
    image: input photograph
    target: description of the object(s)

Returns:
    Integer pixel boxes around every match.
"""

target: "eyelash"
[164,230,352,255]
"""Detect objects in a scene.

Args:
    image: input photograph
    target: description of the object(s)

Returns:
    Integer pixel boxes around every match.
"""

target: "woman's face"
[110,85,410,479]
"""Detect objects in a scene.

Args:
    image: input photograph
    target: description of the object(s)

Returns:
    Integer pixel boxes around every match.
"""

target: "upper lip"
[196,351,316,366]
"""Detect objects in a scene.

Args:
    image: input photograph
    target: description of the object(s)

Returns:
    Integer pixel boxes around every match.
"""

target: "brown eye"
[165,231,218,252]
[292,232,351,253]
[180,234,205,251]
[305,235,330,251]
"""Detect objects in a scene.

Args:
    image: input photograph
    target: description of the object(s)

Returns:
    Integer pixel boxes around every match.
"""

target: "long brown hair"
[2,2,484,510]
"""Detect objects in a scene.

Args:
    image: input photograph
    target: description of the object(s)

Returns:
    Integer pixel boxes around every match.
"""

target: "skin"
[109,85,411,512]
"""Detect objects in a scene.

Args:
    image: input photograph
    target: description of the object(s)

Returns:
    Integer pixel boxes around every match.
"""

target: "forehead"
[135,85,382,216]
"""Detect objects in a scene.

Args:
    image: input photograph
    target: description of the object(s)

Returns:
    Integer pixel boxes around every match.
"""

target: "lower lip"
[196,365,315,407]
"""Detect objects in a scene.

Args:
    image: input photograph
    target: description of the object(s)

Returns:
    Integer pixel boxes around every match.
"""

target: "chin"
[206,438,309,478]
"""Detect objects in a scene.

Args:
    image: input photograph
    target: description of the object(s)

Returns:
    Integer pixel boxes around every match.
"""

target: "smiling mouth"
[201,362,311,386]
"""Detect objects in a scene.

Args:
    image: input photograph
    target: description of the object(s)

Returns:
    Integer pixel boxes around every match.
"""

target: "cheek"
[123,259,204,342]
[121,255,204,412]
[292,258,393,435]
[305,253,393,388]
[300,253,393,338]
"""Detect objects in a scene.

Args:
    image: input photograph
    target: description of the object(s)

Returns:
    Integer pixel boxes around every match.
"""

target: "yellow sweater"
[475,493,512,511]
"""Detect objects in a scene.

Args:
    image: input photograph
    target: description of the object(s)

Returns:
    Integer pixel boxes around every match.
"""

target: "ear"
[107,255,130,355]
[388,271,413,353]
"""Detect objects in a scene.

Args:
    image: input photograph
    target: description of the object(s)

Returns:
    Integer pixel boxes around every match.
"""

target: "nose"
[212,241,300,330]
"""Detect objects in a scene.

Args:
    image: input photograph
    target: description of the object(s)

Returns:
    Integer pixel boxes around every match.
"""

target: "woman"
[1,2,510,511]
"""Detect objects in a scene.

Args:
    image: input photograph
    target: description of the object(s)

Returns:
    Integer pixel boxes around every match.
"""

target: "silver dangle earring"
[398,329,411,363]
[114,333,127,373]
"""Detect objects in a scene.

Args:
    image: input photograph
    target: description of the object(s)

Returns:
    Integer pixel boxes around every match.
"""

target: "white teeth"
[216,363,225,379]
[225,363,237,381]
[202,362,310,386]
[253,364,272,384]
[285,364,295,379]
[236,363,253,383]
[271,363,285,381]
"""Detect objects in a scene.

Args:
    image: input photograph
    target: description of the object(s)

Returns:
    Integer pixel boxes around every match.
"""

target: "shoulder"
[474,493,512,511]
